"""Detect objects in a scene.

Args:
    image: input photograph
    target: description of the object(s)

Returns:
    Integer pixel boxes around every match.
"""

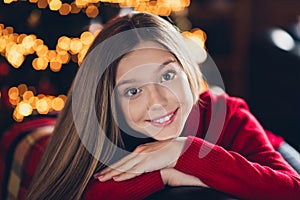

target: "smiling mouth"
[145,107,179,127]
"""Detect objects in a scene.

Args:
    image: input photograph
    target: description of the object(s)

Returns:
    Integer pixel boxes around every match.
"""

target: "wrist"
[170,137,187,168]
[160,168,169,185]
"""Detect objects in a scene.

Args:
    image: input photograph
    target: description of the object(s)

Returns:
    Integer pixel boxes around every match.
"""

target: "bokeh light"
[4,0,190,17]
[1,0,208,123]
[8,84,68,122]
[18,102,33,116]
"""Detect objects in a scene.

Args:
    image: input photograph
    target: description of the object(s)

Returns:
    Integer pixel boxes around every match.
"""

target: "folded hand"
[94,137,187,182]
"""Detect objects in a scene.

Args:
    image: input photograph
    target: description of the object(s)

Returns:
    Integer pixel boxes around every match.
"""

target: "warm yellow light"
[29,0,39,3]
[52,97,65,111]
[29,96,38,109]
[58,94,67,102]
[192,28,206,48]
[22,35,35,50]
[45,97,53,109]
[112,0,125,3]
[75,0,88,8]
[18,102,33,116]
[36,57,49,70]
[70,38,83,54]
[32,58,38,70]
[50,60,62,72]
[13,109,24,122]
[4,0,14,4]
[59,3,71,15]
[33,39,44,51]
[56,46,67,56]
[49,0,62,11]
[36,99,49,114]
[70,2,81,14]
[5,42,15,53]
[2,28,8,35]
[119,0,134,7]
[7,46,25,68]
[17,34,27,44]
[135,2,147,12]
[23,90,34,101]
[18,84,28,96]
[9,97,21,106]
[47,50,57,61]
[119,0,190,15]
[15,44,26,55]
[8,87,19,100]
[57,52,70,64]
[78,47,88,64]
[37,0,48,9]
[157,7,171,16]
[183,28,207,49]
[57,36,71,51]
[146,3,160,15]
[9,33,18,43]
[0,38,6,52]
[86,5,99,18]
[36,44,49,57]
[80,31,94,45]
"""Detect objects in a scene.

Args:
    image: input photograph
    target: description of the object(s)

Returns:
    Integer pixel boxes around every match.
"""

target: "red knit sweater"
[84,91,300,200]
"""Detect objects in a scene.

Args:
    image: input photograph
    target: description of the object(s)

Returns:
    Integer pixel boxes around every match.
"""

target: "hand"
[160,168,208,187]
[94,137,187,182]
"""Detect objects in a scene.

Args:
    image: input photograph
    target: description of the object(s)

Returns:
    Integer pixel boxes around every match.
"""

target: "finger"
[98,158,141,182]
[93,159,132,178]
[97,169,123,182]
[93,166,113,178]
[113,171,143,182]
[99,152,137,175]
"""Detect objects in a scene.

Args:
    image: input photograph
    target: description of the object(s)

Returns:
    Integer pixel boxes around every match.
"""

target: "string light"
[0,24,95,71]
[1,23,205,71]
[2,0,208,122]
[4,0,190,17]
[8,84,67,122]
[182,28,207,49]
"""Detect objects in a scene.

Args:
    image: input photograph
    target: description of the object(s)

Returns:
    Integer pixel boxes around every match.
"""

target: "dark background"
[1,0,300,150]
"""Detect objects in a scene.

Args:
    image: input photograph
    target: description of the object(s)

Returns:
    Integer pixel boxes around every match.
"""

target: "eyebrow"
[157,59,176,72]
[116,58,176,89]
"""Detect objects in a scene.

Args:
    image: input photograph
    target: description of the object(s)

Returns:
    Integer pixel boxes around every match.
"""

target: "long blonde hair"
[26,12,203,199]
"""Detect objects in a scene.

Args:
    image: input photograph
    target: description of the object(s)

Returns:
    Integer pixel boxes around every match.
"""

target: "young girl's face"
[115,42,194,140]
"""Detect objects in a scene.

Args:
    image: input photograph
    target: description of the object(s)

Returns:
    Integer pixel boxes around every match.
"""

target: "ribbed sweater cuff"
[126,170,164,200]
[175,136,225,186]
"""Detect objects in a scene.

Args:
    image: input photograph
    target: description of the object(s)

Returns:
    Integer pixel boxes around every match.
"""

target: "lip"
[145,107,179,127]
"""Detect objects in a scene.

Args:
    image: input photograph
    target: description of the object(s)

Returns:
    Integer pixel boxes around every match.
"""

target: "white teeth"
[152,113,173,123]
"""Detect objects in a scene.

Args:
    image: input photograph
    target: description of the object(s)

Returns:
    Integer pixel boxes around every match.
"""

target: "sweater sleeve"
[175,94,300,200]
[83,170,164,200]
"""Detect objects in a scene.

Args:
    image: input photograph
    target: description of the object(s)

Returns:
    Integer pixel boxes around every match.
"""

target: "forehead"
[116,43,177,81]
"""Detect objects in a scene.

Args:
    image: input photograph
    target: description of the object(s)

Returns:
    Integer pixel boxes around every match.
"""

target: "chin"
[134,124,183,141]
[153,132,180,141]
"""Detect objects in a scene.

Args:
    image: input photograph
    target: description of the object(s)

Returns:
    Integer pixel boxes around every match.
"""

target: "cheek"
[120,98,147,125]
[168,78,193,104]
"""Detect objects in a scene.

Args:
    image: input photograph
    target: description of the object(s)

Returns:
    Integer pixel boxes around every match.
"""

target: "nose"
[146,84,168,110]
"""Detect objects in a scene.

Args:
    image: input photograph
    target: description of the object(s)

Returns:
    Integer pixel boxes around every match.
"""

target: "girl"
[27,12,300,199]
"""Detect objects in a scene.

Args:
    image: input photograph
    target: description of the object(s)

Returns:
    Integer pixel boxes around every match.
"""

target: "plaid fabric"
[0,117,56,200]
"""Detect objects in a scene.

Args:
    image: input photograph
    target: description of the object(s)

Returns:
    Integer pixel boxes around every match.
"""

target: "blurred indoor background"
[0,0,300,150]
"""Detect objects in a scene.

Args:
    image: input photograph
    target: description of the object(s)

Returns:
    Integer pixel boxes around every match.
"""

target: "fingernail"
[97,176,104,182]
[93,174,99,179]
[113,176,119,181]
